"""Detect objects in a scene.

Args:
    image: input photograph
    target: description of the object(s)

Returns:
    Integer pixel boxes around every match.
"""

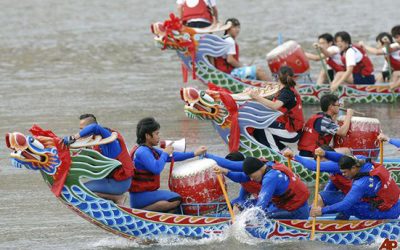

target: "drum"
[169,158,226,215]
[333,116,381,158]
[266,40,310,75]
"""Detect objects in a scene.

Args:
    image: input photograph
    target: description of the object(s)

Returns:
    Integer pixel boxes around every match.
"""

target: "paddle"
[216,172,235,222]
[382,37,392,81]
[311,152,322,240]
[314,45,331,84]
[380,140,384,165]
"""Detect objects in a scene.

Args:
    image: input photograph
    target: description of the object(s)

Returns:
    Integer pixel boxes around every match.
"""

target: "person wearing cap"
[217,156,310,219]
[248,66,305,153]
[214,18,270,81]
[310,151,400,220]
[207,152,272,212]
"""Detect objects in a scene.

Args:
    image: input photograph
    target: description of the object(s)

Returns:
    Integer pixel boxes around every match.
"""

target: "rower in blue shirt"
[129,117,207,212]
[62,114,134,205]
[214,155,310,219]
[310,151,400,219]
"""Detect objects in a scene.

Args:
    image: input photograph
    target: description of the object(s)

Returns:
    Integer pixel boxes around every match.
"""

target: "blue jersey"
[389,138,400,148]
[322,162,381,215]
[133,146,195,174]
[79,124,121,159]
[256,169,290,212]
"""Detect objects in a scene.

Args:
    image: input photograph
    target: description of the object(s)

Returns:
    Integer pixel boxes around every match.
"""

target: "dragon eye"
[202,93,214,103]
[30,137,44,149]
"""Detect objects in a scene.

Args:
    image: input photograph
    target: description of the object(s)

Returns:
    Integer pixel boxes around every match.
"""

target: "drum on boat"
[169,158,226,215]
[266,40,310,75]
[333,116,381,158]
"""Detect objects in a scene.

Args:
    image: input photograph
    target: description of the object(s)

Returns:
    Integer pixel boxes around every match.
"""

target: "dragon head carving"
[180,87,230,127]
[5,132,61,174]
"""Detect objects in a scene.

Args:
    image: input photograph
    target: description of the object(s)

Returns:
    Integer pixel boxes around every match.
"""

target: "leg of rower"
[142,200,181,212]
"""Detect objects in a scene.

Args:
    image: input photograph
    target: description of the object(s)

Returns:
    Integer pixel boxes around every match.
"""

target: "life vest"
[270,164,310,211]
[128,145,161,192]
[274,87,304,132]
[341,45,374,76]
[388,53,400,71]
[354,163,400,211]
[326,56,346,72]
[181,0,212,23]
[329,173,352,194]
[214,36,239,74]
[241,181,261,198]
[93,130,134,181]
[297,113,334,154]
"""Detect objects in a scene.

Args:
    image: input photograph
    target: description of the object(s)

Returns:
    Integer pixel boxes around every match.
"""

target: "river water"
[0,0,399,249]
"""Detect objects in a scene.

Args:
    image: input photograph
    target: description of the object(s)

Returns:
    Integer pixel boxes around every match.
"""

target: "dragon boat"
[5,127,400,245]
[152,14,400,104]
[179,86,400,184]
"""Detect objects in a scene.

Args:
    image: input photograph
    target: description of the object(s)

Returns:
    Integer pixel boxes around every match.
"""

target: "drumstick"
[338,107,365,116]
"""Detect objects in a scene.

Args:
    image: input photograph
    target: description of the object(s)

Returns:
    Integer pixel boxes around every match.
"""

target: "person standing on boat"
[248,66,304,153]
[330,31,375,92]
[223,156,310,219]
[378,132,400,149]
[305,33,345,84]
[310,151,400,220]
[388,25,400,90]
[359,32,400,83]
[214,18,271,81]
[177,0,218,28]
[129,117,207,212]
[297,94,353,157]
[62,114,134,205]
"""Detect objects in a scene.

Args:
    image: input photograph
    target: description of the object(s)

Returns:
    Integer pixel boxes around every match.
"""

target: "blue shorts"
[231,65,257,80]
[84,178,131,195]
[342,201,400,219]
[267,202,310,220]
[129,190,181,209]
[320,190,346,206]
[353,73,375,85]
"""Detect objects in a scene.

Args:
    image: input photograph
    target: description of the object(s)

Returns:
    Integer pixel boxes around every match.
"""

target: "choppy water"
[0,0,399,249]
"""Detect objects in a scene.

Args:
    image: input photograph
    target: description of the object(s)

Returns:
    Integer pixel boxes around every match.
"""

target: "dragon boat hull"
[5,131,400,246]
[42,170,400,245]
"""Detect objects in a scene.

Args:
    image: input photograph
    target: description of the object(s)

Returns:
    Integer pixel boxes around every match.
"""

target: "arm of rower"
[77,123,112,139]
[226,54,243,68]
[363,44,384,55]
[137,148,169,175]
[294,155,341,173]
[336,112,352,136]
[205,153,243,171]
[255,172,279,210]
[252,96,284,110]
[389,138,400,148]
[305,52,322,61]
[226,171,250,183]
[324,151,344,163]
[322,182,365,214]
[211,6,218,23]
